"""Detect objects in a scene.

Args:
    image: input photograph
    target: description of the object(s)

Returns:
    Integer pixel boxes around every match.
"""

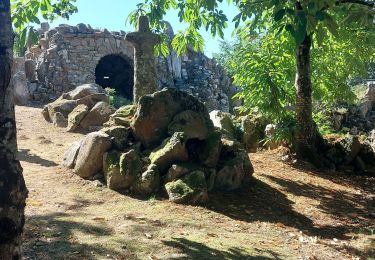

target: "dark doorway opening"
[95,54,134,101]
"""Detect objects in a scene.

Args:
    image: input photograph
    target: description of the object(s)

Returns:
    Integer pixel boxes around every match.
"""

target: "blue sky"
[47,0,239,57]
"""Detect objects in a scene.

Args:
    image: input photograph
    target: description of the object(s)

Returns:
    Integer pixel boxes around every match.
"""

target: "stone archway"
[95,54,134,101]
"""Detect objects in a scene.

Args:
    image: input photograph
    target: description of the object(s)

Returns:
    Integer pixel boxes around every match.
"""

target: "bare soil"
[16,105,375,260]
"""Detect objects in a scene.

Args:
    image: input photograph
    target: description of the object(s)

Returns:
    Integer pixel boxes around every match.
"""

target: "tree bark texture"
[0,0,28,259]
[294,34,317,160]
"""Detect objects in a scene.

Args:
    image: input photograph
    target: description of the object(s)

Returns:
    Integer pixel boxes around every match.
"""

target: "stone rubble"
[42,83,115,132]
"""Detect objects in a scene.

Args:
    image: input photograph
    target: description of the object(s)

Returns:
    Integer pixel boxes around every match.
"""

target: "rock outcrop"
[63,89,254,204]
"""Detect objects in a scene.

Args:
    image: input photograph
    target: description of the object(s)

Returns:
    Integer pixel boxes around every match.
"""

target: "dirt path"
[16,105,374,260]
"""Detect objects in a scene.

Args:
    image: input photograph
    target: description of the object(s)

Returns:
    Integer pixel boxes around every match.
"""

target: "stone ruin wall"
[15,22,236,112]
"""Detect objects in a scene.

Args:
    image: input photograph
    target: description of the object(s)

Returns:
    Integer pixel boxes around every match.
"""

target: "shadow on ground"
[208,175,373,241]
[291,161,375,193]
[18,149,58,167]
[162,238,277,259]
[23,211,138,260]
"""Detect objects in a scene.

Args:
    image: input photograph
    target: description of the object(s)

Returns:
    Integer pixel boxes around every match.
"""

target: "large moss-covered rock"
[165,163,195,183]
[150,132,189,173]
[74,132,112,178]
[101,126,131,150]
[132,164,160,194]
[168,110,214,140]
[103,151,128,191]
[198,130,222,168]
[105,105,137,127]
[67,104,89,132]
[165,170,208,204]
[119,149,143,187]
[132,88,210,148]
[216,148,253,190]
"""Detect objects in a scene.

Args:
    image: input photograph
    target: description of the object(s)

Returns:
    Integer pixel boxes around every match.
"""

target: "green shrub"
[105,88,132,108]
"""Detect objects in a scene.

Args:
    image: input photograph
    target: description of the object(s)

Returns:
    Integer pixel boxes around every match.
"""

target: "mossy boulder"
[165,163,196,183]
[66,88,255,204]
[103,151,128,191]
[101,126,131,150]
[115,105,137,117]
[168,110,214,140]
[119,149,143,187]
[105,105,137,127]
[150,132,189,173]
[132,88,210,148]
[132,164,160,194]
[198,130,222,168]
[165,170,208,204]
[216,149,253,190]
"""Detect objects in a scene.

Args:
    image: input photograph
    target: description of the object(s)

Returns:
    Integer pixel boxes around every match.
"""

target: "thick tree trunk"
[294,34,318,162]
[0,0,28,259]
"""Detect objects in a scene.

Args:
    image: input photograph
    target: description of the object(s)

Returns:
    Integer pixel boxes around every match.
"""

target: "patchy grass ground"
[16,105,374,260]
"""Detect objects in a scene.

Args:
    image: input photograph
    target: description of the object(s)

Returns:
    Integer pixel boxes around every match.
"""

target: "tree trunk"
[294,34,318,162]
[0,0,28,259]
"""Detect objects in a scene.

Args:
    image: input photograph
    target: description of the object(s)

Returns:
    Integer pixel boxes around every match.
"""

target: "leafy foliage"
[105,88,132,109]
[131,0,374,55]
[215,26,374,121]
[127,0,228,55]
[216,32,295,120]
[11,0,78,48]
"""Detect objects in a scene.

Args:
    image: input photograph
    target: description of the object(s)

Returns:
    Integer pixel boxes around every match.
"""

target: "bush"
[105,88,132,108]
